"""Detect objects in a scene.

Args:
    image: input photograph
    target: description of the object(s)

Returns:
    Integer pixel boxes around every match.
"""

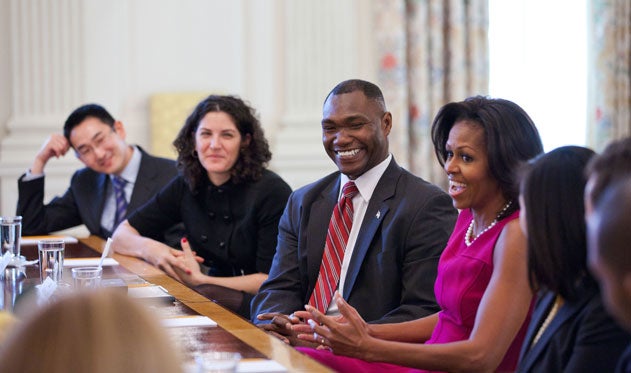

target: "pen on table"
[98,237,113,270]
[157,285,170,294]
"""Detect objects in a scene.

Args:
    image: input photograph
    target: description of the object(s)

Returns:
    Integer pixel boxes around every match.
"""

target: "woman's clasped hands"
[292,292,377,360]
[171,237,208,286]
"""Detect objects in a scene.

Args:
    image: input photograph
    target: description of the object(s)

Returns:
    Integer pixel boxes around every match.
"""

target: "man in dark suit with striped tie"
[252,79,457,346]
[17,104,180,244]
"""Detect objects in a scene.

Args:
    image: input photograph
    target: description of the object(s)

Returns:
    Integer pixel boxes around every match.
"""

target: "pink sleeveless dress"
[298,209,531,373]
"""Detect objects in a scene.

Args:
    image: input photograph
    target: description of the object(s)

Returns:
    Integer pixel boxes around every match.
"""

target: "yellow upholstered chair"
[149,92,213,159]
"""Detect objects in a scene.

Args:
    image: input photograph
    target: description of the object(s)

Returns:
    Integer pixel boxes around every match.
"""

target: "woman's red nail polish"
[182,237,187,243]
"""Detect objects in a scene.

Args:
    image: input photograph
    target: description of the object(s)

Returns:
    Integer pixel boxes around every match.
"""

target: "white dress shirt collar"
[339,153,392,202]
[114,145,141,184]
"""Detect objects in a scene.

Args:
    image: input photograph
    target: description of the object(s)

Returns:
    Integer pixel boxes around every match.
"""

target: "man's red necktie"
[308,181,359,313]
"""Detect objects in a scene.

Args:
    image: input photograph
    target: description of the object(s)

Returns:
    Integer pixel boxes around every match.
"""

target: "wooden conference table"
[1,236,331,372]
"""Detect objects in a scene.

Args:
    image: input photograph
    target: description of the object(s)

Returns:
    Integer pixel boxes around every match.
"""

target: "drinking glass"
[38,240,65,283]
[0,216,22,261]
[72,267,102,289]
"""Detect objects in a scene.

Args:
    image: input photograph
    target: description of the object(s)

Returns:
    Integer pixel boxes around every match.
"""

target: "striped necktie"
[308,181,359,313]
[112,176,128,228]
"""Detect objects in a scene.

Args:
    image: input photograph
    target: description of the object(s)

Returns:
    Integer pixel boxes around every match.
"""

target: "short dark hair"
[173,95,272,192]
[520,146,596,300]
[585,136,631,206]
[431,96,544,218]
[324,79,386,112]
[592,177,631,274]
[63,104,116,143]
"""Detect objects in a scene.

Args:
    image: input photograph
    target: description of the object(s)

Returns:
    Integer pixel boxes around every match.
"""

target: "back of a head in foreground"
[585,136,631,213]
[590,179,631,276]
[0,311,18,344]
[588,178,631,331]
[0,290,183,373]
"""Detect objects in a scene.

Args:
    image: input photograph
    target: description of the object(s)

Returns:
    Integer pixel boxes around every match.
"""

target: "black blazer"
[517,282,631,372]
[616,344,631,373]
[17,146,178,239]
[251,158,457,324]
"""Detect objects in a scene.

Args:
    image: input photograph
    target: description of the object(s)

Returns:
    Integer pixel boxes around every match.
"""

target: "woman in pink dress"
[293,96,544,372]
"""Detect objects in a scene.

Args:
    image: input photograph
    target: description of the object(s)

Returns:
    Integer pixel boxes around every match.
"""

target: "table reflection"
[1,267,25,312]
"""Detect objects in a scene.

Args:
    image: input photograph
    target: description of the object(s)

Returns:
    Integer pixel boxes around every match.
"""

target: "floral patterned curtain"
[587,0,631,151]
[374,0,489,187]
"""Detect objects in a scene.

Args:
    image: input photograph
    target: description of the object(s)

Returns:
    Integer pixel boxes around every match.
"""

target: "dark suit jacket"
[17,146,179,240]
[517,282,631,372]
[617,344,631,373]
[251,158,457,324]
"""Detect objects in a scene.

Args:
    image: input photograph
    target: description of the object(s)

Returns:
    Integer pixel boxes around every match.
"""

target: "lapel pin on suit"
[376,210,381,219]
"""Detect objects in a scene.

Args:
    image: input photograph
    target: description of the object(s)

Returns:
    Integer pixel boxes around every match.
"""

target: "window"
[489,0,587,151]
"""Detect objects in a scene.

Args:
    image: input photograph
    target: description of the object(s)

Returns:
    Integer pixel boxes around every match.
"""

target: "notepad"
[237,359,287,373]
[21,236,79,245]
[127,285,175,303]
[162,315,217,328]
[63,258,119,267]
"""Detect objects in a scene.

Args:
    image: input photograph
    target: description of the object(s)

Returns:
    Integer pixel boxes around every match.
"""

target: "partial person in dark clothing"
[17,103,180,244]
[113,95,292,318]
[516,146,630,372]
[586,137,631,373]
[584,136,631,216]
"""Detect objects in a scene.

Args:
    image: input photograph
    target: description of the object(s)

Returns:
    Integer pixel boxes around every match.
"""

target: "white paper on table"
[63,258,119,267]
[21,236,79,245]
[162,315,217,328]
[36,277,59,306]
[128,285,174,300]
[237,359,288,373]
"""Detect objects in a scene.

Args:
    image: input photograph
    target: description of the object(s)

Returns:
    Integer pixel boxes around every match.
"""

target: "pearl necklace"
[464,201,513,246]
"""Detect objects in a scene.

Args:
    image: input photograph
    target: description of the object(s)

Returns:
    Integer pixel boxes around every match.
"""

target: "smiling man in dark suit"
[17,104,180,243]
[252,79,457,346]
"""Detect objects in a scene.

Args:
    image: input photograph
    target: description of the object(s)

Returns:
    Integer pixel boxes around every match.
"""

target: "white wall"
[0,0,11,133]
[0,0,376,229]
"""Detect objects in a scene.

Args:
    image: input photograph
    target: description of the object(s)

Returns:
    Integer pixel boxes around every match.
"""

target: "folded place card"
[162,315,217,328]
[63,258,119,267]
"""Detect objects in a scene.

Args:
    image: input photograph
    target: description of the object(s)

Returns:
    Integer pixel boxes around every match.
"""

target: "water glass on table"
[72,267,102,289]
[0,216,22,265]
[38,240,65,283]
